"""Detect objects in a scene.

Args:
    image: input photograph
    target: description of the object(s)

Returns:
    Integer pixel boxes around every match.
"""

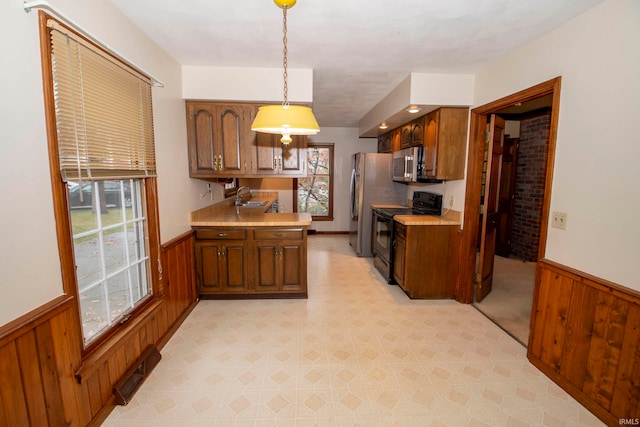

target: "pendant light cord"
[282,6,289,107]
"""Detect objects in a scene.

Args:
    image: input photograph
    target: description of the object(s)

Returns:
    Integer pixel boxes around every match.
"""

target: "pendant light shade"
[252,105,320,144]
[251,0,319,144]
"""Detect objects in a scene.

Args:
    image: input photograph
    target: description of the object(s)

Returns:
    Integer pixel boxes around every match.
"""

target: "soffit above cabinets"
[358,73,474,138]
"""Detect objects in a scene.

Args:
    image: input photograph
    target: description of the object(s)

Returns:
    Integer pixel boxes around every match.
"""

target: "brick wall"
[510,109,550,262]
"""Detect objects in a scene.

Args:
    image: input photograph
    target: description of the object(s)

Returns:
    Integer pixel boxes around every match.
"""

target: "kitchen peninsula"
[191,193,312,299]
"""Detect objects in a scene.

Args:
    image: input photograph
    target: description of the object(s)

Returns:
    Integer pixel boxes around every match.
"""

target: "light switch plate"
[552,211,567,230]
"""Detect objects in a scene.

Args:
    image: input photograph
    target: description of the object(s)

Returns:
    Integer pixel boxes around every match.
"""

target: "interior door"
[495,137,519,257]
[476,114,505,302]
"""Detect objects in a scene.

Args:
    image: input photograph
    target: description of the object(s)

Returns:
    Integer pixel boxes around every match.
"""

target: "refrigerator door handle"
[349,168,356,219]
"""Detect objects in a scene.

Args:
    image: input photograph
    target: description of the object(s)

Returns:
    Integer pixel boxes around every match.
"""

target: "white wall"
[309,128,380,232]
[472,0,640,290]
[0,0,211,326]
[182,66,313,103]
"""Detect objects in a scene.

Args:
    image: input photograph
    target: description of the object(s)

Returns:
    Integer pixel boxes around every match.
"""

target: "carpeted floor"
[473,256,536,346]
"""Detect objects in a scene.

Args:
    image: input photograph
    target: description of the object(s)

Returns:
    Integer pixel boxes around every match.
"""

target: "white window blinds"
[48,19,156,180]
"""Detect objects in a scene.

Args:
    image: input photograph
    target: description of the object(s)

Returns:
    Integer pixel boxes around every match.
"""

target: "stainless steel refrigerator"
[349,152,406,257]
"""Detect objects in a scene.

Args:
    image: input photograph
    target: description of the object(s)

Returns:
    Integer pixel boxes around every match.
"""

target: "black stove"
[372,191,443,283]
[375,191,442,219]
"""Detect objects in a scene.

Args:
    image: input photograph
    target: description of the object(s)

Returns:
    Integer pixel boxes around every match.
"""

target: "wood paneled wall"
[529,259,640,426]
[0,231,197,426]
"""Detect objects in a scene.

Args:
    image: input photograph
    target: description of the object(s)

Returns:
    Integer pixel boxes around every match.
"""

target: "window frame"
[293,143,334,221]
[38,12,162,355]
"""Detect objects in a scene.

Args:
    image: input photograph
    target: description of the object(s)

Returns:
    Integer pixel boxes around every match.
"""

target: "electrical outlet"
[449,196,455,207]
[552,211,567,230]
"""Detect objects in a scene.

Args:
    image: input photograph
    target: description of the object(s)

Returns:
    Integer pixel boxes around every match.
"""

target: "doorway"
[457,77,561,347]
[475,101,553,345]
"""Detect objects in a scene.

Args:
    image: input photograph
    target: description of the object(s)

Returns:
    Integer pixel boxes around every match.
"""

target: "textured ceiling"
[110,0,603,128]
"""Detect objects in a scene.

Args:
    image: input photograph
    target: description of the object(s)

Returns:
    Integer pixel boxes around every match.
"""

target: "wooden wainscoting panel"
[0,295,81,427]
[560,282,599,389]
[34,322,67,426]
[14,332,48,426]
[529,259,640,426]
[0,341,30,426]
[611,302,640,416]
[0,231,197,426]
[584,292,629,410]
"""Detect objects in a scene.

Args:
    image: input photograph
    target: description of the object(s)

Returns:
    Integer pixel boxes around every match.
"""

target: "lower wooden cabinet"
[254,229,306,293]
[392,222,458,299]
[194,226,307,298]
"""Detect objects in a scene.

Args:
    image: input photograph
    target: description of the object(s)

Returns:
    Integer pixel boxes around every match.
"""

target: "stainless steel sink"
[240,200,267,207]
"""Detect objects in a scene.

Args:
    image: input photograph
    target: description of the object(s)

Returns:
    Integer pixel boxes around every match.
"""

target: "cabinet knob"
[217,233,227,237]
[273,233,284,237]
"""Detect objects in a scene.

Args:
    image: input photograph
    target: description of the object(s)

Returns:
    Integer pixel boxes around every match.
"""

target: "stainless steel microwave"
[392,147,421,182]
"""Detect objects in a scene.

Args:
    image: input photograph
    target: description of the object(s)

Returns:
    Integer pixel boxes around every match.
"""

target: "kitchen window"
[39,13,161,349]
[294,143,334,220]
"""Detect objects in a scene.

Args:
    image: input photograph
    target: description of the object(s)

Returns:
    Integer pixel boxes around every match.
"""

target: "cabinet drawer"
[195,228,246,240]
[253,229,303,240]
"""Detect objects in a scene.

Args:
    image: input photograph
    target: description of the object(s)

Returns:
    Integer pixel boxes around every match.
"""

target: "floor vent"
[113,345,161,405]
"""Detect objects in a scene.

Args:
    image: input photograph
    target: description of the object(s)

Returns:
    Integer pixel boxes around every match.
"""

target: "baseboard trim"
[308,231,349,235]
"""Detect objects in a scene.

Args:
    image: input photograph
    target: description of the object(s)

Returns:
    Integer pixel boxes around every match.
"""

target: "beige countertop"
[372,204,462,226]
[190,193,312,227]
[394,209,462,226]
[370,203,406,209]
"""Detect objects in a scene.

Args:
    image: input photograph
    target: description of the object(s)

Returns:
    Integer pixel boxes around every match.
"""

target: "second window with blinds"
[294,143,334,221]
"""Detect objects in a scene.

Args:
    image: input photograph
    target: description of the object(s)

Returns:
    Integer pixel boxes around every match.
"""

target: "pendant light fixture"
[251,0,319,144]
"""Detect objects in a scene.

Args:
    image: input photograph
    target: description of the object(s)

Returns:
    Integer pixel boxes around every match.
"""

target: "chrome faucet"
[235,186,251,205]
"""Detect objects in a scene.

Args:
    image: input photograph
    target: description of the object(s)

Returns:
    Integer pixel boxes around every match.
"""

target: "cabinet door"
[424,109,440,176]
[253,134,306,176]
[280,136,306,176]
[400,124,413,149]
[218,105,243,174]
[435,107,468,180]
[196,241,223,293]
[254,241,305,292]
[392,234,406,287]
[280,242,305,292]
[254,133,279,174]
[195,240,248,294]
[186,102,254,177]
[410,117,424,147]
[377,133,391,153]
[187,103,219,177]
[220,242,248,292]
[254,242,279,291]
[391,128,401,152]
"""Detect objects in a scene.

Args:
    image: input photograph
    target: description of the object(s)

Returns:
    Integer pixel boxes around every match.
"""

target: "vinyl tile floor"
[104,235,603,426]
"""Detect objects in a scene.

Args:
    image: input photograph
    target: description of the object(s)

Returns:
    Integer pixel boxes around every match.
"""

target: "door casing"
[455,77,561,303]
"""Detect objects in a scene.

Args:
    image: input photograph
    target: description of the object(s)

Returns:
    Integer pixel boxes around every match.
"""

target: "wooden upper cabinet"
[391,128,401,152]
[400,123,413,149]
[424,109,440,176]
[377,128,402,153]
[253,133,307,176]
[396,117,425,150]
[423,107,468,180]
[410,117,424,147]
[377,133,392,153]
[185,101,256,178]
[186,101,307,178]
